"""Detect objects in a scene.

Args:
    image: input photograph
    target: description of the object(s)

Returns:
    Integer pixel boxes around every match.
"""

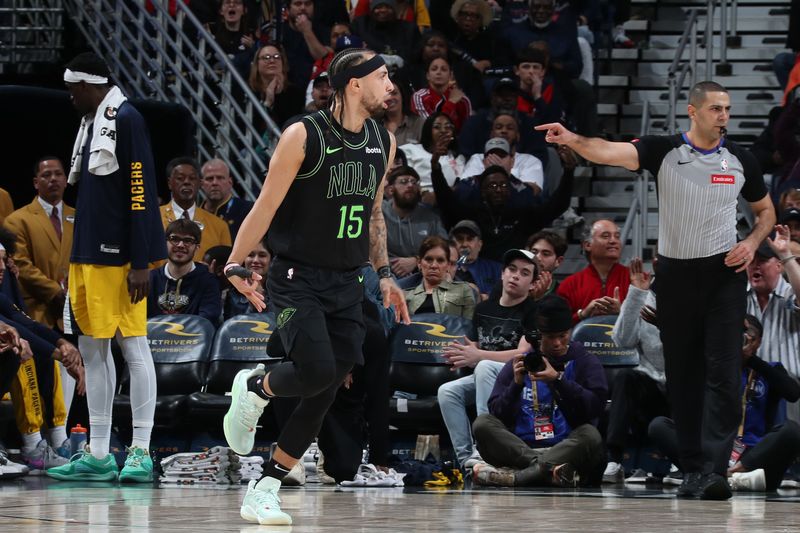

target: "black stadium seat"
[388,313,473,434]
[571,314,640,386]
[186,313,282,425]
[113,314,215,428]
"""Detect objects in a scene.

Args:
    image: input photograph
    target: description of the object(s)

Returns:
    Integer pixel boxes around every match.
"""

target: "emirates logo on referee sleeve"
[711,174,735,184]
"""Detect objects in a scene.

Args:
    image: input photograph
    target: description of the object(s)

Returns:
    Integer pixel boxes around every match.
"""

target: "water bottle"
[69,424,88,455]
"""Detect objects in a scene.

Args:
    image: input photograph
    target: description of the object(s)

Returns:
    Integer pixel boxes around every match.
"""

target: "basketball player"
[535,81,775,499]
[222,48,410,525]
[47,53,166,482]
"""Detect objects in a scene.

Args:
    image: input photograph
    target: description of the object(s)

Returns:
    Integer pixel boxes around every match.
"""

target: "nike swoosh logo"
[326,146,343,154]
[677,160,692,165]
[358,275,364,283]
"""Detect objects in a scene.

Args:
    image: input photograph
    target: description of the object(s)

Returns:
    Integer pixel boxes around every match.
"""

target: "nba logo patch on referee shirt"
[711,174,735,184]
[721,159,728,171]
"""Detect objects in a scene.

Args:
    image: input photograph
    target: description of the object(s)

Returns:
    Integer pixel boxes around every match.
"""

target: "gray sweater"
[611,285,666,385]
[383,199,447,258]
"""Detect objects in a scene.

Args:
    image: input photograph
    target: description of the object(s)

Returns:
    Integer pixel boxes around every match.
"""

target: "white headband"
[64,68,109,84]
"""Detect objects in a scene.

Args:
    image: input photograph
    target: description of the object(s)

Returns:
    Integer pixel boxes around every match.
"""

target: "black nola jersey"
[268,109,391,270]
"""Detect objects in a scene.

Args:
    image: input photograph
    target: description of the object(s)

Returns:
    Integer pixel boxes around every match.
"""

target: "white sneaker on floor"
[223,364,268,455]
[22,440,68,473]
[463,450,483,471]
[626,468,649,483]
[0,450,28,478]
[240,477,292,525]
[282,461,306,486]
[602,461,624,484]
[316,451,336,485]
[729,469,767,491]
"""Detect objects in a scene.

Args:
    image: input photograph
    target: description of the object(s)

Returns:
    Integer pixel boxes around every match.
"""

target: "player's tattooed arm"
[369,133,396,269]
[369,197,389,269]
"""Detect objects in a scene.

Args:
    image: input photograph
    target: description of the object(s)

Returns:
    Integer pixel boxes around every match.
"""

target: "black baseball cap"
[534,295,573,333]
[450,220,481,238]
[755,241,777,259]
[780,208,800,225]
[502,248,536,267]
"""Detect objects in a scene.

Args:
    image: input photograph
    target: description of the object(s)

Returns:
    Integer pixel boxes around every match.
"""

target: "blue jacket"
[488,340,608,447]
[70,101,166,269]
[148,263,222,326]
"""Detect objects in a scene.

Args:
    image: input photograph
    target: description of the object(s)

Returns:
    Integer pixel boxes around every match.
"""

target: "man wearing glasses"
[383,165,447,279]
[147,219,221,326]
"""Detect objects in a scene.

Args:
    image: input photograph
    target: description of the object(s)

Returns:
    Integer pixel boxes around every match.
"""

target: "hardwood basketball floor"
[1,478,799,532]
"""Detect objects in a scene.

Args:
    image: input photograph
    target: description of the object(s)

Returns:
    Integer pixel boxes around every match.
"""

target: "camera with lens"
[523,329,546,373]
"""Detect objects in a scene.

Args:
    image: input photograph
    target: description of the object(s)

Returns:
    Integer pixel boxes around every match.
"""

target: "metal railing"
[0,0,64,69]
[63,0,281,200]
[665,6,705,134]
[664,1,742,134]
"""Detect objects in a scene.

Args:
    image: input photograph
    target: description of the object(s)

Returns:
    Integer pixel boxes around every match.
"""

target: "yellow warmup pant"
[10,358,66,435]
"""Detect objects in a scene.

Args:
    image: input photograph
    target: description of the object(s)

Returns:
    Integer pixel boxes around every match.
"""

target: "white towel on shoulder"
[68,85,128,184]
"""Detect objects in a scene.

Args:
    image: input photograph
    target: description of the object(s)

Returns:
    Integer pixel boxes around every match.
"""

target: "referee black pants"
[655,253,746,476]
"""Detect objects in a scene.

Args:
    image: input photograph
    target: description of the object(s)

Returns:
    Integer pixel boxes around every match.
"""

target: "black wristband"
[377,265,392,279]
[224,264,253,279]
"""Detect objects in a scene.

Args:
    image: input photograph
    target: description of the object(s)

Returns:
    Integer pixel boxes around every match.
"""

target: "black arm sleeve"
[430,161,474,229]
[632,135,676,176]
[511,167,575,234]
[747,357,800,403]
[728,143,768,202]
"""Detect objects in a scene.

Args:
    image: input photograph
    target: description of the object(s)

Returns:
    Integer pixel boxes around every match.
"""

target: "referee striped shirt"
[632,134,767,259]
[746,277,800,378]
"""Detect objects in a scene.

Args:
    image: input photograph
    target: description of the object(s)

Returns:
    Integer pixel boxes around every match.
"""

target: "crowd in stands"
[1,0,800,493]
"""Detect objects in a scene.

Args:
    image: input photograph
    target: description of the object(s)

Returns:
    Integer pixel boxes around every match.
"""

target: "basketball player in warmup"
[223,48,411,525]
[535,81,776,500]
[47,53,166,483]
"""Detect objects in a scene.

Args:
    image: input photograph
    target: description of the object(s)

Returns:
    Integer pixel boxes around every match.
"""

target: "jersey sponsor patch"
[711,174,735,184]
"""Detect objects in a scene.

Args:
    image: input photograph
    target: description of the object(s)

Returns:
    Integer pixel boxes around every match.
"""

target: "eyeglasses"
[394,177,419,186]
[458,11,481,20]
[167,235,198,246]
[486,182,509,190]
[258,53,281,62]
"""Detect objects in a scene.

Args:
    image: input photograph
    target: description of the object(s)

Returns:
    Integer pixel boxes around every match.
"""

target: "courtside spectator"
[160,157,232,263]
[557,219,630,323]
[148,219,221,325]
[224,236,271,319]
[450,220,502,299]
[200,158,254,242]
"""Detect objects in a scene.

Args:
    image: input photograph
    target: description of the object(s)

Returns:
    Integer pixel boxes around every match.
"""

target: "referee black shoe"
[700,473,732,500]
[676,472,703,498]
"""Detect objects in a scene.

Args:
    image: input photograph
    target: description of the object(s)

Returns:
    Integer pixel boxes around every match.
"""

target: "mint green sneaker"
[46,450,119,481]
[119,447,154,483]
[223,364,269,455]
[240,477,292,525]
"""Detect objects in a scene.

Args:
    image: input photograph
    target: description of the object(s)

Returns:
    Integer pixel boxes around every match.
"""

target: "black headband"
[330,55,386,90]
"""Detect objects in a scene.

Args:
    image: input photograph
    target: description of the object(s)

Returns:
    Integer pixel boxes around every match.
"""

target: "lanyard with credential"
[737,370,755,438]
[531,378,555,441]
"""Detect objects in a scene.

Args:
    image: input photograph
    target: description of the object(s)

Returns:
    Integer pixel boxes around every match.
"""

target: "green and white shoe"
[46,450,119,481]
[119,446,154,483]
[223,364,269,455]
[240,477,292,525]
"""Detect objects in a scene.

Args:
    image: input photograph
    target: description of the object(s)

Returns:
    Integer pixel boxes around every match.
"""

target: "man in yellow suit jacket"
[0,187,13,226]
[159,157,231,262]
[4,157,73,329]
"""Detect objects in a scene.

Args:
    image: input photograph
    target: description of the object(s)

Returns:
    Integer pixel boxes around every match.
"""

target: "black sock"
[247,375,273,402]
[262,457,292,481]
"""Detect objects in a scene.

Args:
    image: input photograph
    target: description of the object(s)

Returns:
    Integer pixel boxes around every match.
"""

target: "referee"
[536,81,776,499]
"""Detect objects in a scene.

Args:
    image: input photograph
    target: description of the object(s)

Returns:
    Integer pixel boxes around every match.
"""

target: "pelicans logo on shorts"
[277,308,296,329]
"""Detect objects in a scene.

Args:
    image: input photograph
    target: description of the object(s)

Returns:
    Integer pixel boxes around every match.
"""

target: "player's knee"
[296,358,338,397]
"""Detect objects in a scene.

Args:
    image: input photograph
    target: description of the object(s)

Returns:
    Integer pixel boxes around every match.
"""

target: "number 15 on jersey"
[337,204,364,239]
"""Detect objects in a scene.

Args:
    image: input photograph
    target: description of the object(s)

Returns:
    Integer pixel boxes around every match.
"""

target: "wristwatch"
[377,265,392,279]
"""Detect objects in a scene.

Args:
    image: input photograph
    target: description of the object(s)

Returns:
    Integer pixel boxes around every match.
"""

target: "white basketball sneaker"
[223,364,269,455]
[240,477,292,525]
